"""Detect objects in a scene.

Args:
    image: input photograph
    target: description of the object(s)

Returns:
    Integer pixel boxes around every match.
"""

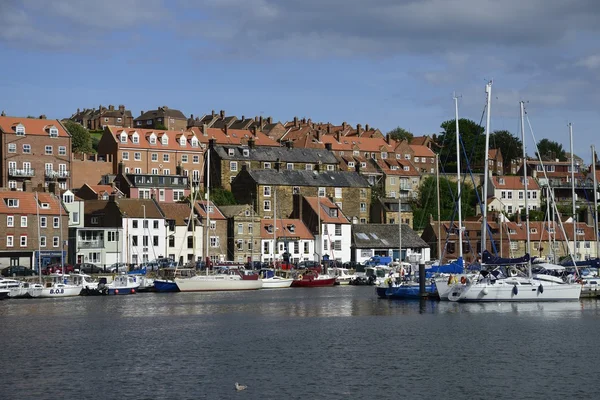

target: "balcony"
[9,168,35,177]
[77,240,104,249]
[45,170,69,179]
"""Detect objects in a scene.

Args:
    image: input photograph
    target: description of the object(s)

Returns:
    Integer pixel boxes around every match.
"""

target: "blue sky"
[2,0,600,161]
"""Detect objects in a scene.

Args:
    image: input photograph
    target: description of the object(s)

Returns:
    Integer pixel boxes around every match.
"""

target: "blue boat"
[377,283,437,299]
[153,279,180,292]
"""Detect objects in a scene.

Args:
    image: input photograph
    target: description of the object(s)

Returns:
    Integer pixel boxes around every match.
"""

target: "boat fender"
[512,285,518,295]
[115,289,119,295]
[447,275,453,285]
[131,289,135,294]
[482,287,489,295]
[460,276,467,285]
[538,284,544,294]
[297,274,303,280]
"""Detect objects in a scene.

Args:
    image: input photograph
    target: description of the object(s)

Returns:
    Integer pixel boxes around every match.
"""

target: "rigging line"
[525,112,578,271]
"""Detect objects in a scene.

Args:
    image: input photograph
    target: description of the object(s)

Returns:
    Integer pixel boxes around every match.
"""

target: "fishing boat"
[329,267,357,285]
[106,275,140,295]
[291,269,336,287]
[260,269,293,289]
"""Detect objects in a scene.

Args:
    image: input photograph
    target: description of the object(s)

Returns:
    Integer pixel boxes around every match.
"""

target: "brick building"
[0,116,72,190]
[134,106,187,131]
[0,190,69,270]
[69,105,133,130]
[71,153,114,189]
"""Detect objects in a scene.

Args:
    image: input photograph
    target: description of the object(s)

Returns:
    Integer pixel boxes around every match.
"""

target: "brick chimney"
[39,115,46,119]
[286,140,293,149]
[212,110,216,117]
[118,161,125,175]
[366,124,370,131]
[275,158,281,171]
[294,116,298,127]
[48,180,58,195]
[140,110,144,116]
[386,133,391,145]
[119,105,125,112]
[342,121,347,130]
[220,110,225,119]
[109,105,115,111]
[248,137,256,149]
[23,179,32,192]
[324,143,332,151]
[316,129,322,142]
[327,125,331,134]
[224,125,229,136]
[267,117,273,124]
[356,124,362,136]
[251,126,257,137]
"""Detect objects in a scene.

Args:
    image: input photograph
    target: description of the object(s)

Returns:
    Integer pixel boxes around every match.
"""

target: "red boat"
[291,270,336,287]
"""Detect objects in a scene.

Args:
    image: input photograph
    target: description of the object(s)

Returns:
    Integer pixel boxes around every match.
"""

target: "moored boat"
[260,269,293,289]
[175,268,262,292]
[106,275,140,295]
[291,270,336,287]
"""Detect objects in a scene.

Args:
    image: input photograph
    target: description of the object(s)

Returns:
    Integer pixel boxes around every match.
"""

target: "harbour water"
[1,286,599,400]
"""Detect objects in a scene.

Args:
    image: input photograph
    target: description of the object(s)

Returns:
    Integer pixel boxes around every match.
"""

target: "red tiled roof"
[188,126,279,147]
[409,144,435,157]
[0,116,70,138]
[260,218,313,240]
[194,200,226,220]
[304,196,350,224]
[0,191,66,215]
[492,176,540,190]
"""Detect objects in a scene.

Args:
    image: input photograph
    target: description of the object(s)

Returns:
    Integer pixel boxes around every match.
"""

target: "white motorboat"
[261,275,294,289]
[0,278,31,298]
[29,274,82,298]
[435,273,479,300]
[580,276,600,298]
[106,275,140,295]
[329,267,357,285]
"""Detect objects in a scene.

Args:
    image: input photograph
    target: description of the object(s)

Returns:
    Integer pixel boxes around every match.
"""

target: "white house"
[488,176,541,215]
[260,218,314,264]
[351,224,430,264]
[119,198,167,266]
[159,202,203,265]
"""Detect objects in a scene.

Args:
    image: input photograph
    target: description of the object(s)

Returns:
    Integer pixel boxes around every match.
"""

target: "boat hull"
[291,277,337,287]
[153,280,180,292]
[36,286,82,298]
[261,277,293,289]
[175,276,263,292]
[108,287,137,295]
[0,290,9,300]
[377,284,436,299]
[448,279,582,302]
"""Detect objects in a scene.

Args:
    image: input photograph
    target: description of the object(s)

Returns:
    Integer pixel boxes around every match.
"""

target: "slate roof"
[159,203,193,225]
[116,199,165,219]
[135,106,186,122]
[245,169,370,188]
[219,204,253,218]
[352,224,429,249]
[214,145,338,164]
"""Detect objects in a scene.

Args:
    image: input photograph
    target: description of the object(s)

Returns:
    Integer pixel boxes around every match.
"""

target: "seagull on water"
[235,382,248,391]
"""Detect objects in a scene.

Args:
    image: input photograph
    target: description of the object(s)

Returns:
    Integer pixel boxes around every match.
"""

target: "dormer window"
[228,149,235,156]
[530,228,538,234]
[191,137,198,147]
[391,166,398,171]
[161,135,168,145]
[498,178,505,185]
[179,136,186,146]
[381,152,388,159]
[49,126,59,137]
[360,162,367,168]
[207,205,214,213]
[288,224,295,233]
[330,209,338,217]
[243,149,249,157]
[6,199,19,208]
[348,162,355,168]
[266,224,274,233]
[509,229,516,234]
[403,166,409,171]
[40,202,49,209]
[132,132,139,144]
[120,133,127,143]
[15,124,25,136]
[149,134,157,145]
[63,194,74,204]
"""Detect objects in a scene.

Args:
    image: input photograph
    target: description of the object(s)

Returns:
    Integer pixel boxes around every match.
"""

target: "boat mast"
[481,81,493,259]
[317,192,321,265]
[205,124,211,275]
[569,123,577,265]
[454,94,464,267]
[520,101,531,278]
[435,154,442,262]
[398,196,402,264]
[59,192,64,278]
[592,145,599,258]
[36,192,42,284]
[273,188,277,266]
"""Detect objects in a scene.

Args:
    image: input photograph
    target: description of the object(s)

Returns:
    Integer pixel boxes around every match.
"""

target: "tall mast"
[454,94,464,266]
[569,123,577,264]
[250,194,254,266]
[273,188,277,265]
[317,192,321,265]
[481,81,493,259]
[36,192,42,283]
[435,154,442,262]
[592,145,599,258]
[205,124,210,275]
[59,192,64,277]
[520,101,531,277]
[398,196,402,263]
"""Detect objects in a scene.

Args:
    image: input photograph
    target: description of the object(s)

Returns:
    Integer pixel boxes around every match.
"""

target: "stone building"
[0,115,72,191]
[133,106,187,131]
[231,166,371,223]
[69,105,133,130]
[219,204,262,263]
[370,197,414,228]
[193,200,227,263]
[209,142,339,191]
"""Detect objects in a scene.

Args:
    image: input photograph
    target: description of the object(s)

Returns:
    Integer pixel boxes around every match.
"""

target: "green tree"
[155,123,167,130]
[387,127,413,143]
[490,130,522,173]
[63,120,93,153]
[207,188,237,206]
[536,138,566,161]
[411,176,477,230]
[437,119,485,172]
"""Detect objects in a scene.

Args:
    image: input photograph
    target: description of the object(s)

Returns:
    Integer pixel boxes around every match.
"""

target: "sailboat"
[174,131,262,292]
[447,92,581,301]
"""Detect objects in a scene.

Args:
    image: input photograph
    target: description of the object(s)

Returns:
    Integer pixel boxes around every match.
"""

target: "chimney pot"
[220,110,225,119]
[140,110,144,116]
[357,123,362,136]
[366,124,370,131]
[294,116,298,127]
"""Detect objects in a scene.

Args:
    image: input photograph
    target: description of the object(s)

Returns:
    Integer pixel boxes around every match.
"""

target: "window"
[143,236,149,246]
[7,216,14,227]
[45,145,53,155]
[230,161,238,171]
[7,235,13,247]
[132,236,138,246]
[334,188,342,198]
[237,223,243,234]
[20,235,27,247]
[7,199,19,208]
[120,133,128,143]
[179,137,186,146]
[327,164,335,171]
[8,143,16,153]
[132,220,138,228]
[242,149,249,157]
[22,144,31,153]
[149,135,157,144]
[507,192,513,199]
[134,152,141,161]
[248,223,253,234]
[173,190,184,201]
[193,155,199,163]
[53,217,59,228]
[153,220,159,229]
[501,191,506,199]
[360,202,367,212]
[21,216,27,227]
[210,221,216,230]
[304,242,309,254]
[148,153,157,162]
[153,236,159,246]
[210,236,220,247]
[324,239,328,251]
[132,134,139,144]
[163,154,170,162]
[334,240,342,251]
[518,191,524,200]
[348,162,355,168]
[228,148,235,156]
[318,187,325,197]
[181,155,188,163]
[264,200,271,211]
[287,163,294,170]
[405,154,411,160]
[169,236,175,247]
[403,166,410,171]
[263,241,270,254]
[143,220,149,229]
[264,162,271,169]
[510,242,518,250]
[360,162,366,168]
[382,152,388,159]
[135,168,142,174]
[108,231,118,242]
[236,239,244,251]
[40,236,46,247]
[263,186,271,197]
[147,119,153,125]
[8,181,16,189]
[122,151,129,160]
[335,224,342,236]
[293,186,300,194]
[53,236,59,247]
[151,168,158,175]
[15,124,25,135]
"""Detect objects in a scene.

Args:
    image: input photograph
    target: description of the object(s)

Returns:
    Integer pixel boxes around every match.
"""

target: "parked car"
[108,263,128,273]
[41,264,75,275]
[75,263,104,274]
[1,265,36,277]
